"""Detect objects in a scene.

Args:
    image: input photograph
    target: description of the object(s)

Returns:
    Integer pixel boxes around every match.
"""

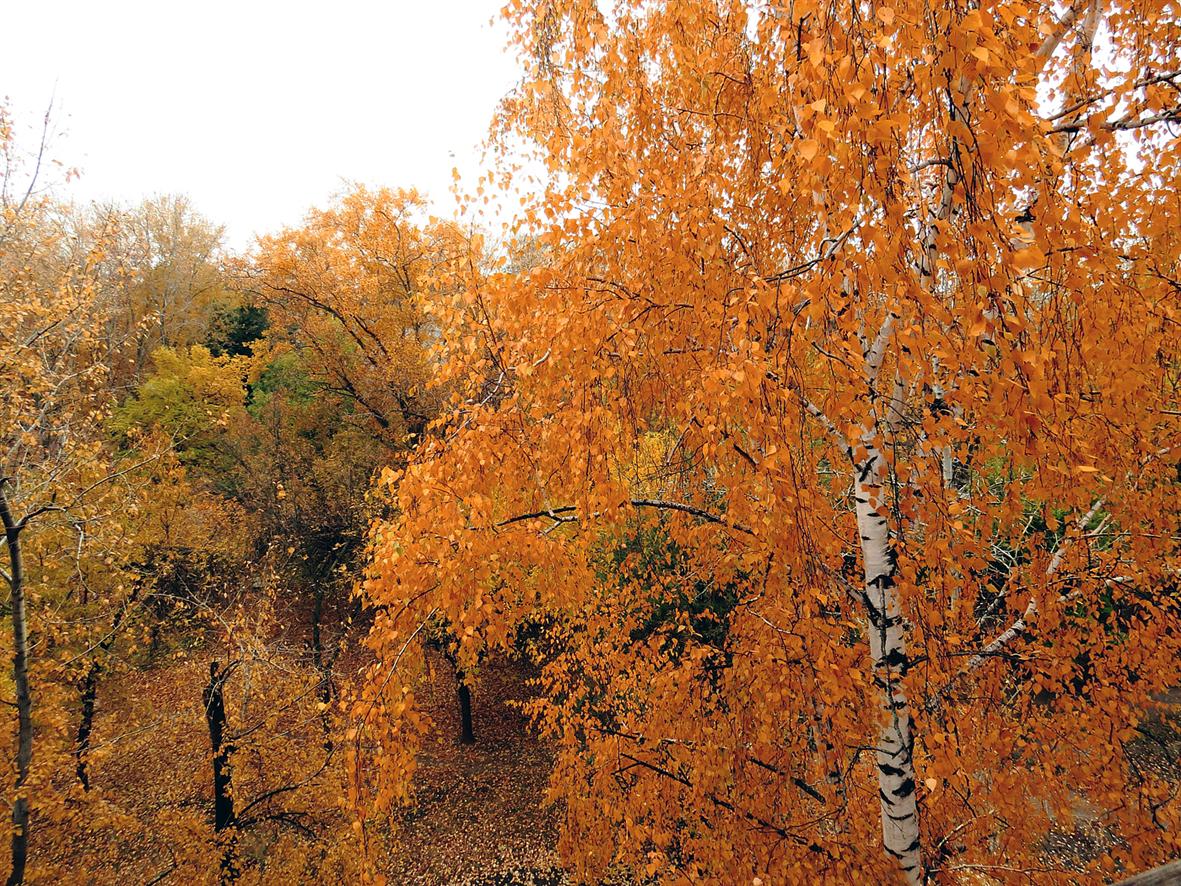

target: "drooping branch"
[764,218,862,283]
[16,448,173,531]
[793,391,852,457]
[971,497,1106,664]
[602,725,827,806]
[1043,69,1181,123]
[616,752,831,855]
[1049,105,1181,134]
[495,498,755,535]
[234,750,333,824]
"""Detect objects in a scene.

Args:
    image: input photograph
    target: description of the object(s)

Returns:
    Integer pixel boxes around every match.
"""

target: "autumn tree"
[80,195,232,386]
[2,108,311,884]
[356,1,1181,883]
[246,187,484,728]
[247,186,472,449]
[3,102,442,881]
[0,105,137,883]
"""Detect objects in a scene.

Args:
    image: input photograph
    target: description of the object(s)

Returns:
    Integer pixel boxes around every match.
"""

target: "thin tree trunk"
[311,584,324,677]
[806,318,924,881]
[841,317,923,882]
[1,485,32,886]
[456,669,475,745]
[75,585,143,790]
[75,661,100,790]
[311,584,332,750]
[203,661,237,881]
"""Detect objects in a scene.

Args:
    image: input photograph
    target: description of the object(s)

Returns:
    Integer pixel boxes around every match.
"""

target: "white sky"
[1,0,522,249]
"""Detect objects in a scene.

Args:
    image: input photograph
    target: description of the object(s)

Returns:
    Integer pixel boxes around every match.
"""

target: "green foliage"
[247,350,317,414]
[205,303,269,358]
[610,523,741,671]
[111,345,247,476]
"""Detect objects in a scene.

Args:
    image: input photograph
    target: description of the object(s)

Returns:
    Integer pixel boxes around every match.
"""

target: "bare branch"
[764,218,861,284]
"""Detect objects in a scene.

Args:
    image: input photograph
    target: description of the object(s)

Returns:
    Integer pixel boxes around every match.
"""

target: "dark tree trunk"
[310,584,332,750]
[75,661,100,790]
[75,585,142,790]
[203,661,237,881]
[311,584,324,677]
[1,485,32,886]
[456,669,475,745]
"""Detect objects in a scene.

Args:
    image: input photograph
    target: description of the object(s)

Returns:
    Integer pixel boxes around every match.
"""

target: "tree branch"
[764,219,861,283]
[927,498,1106,712]
[617,752,829,853]
[496,498,755,535]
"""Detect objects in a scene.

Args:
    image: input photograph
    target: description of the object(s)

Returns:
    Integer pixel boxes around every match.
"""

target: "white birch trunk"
[854,429,922,884]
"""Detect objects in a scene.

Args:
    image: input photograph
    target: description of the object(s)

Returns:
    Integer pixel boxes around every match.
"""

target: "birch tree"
[355,0,1180,881]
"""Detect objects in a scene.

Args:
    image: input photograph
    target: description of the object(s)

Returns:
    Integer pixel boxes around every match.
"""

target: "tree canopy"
[3,1,1181,882]
[354,0,1181,882]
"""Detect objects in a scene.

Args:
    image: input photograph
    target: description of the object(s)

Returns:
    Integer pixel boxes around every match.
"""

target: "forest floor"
[379,650,570,886]
[34,626,1181,884]
[1045,686,1181,876]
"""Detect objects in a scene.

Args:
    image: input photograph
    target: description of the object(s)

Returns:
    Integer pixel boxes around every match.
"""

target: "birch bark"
[855,435,922,883]
[855,317,923,884]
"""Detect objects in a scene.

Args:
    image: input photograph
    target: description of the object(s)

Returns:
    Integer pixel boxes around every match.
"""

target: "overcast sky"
[1,0,521,248]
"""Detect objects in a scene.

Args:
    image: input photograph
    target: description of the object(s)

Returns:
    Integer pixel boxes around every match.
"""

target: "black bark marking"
[883,647,910,673]
[858,455,879,483]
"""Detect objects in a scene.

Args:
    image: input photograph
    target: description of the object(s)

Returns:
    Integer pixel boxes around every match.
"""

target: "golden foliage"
[358,1,1181,882]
